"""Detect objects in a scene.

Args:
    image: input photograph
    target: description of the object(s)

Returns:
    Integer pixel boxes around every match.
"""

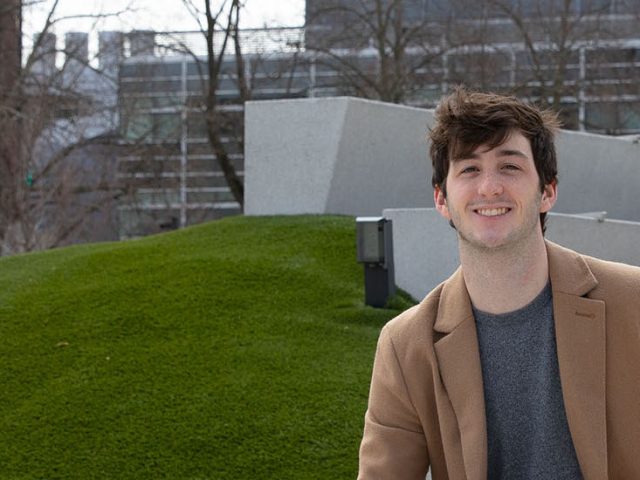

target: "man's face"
[434,130,557,251]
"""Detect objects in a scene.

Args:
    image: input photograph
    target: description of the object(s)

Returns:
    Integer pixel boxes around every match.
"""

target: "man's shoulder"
[548,240,640,293]
[583,254,640,300]
[550,241,640,303]
[583,253,640,281]
[381,280,446,345]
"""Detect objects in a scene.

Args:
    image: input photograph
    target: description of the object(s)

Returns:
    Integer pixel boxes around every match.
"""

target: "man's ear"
[434,185,450,220]
[540,181,558,213]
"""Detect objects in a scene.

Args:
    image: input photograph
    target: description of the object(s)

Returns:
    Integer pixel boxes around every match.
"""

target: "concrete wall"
[555,132,640,221]
[245,97,640,221]
[382,208,640,301]
[245,97,434,216]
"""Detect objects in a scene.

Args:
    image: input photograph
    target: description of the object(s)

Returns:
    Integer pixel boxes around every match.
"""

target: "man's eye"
[461,166,478,174]
[503,164,520,171]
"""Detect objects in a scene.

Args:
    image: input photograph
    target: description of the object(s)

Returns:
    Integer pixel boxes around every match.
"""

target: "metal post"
[356,217,396,308]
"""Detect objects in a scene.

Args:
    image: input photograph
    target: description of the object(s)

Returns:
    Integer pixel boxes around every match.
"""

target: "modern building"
[304,0,640,133]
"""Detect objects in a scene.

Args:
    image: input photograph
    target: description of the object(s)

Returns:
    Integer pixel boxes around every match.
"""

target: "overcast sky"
[22,0,305,63]
[24,0,305,39]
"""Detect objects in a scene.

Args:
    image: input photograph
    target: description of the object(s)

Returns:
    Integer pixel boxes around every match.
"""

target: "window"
[585,102,640,134]
[122,113,182,142]
[154,113,182,141]
[187,114,208,139]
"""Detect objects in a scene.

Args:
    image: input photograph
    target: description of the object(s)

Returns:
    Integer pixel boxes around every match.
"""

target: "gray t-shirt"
[473,283,583,479]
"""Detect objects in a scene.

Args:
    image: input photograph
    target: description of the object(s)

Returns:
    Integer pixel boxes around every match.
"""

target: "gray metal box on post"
[356,217,396,308]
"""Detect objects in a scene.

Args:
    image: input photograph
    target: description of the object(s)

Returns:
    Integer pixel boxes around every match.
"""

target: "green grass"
[0,215,415,479]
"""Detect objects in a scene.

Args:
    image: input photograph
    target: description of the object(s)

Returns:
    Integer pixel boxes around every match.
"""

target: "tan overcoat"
[359,241,640,479]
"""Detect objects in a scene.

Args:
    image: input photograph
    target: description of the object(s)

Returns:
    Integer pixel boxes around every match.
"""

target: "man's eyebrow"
[496,148,529,158]
[450,148,530,162]
[451,152,480,162]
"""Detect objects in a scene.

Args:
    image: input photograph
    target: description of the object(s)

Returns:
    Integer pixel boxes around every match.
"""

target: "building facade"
[304,0,640,133]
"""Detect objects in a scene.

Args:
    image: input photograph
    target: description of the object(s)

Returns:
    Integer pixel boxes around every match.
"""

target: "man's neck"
[459,235,550,315]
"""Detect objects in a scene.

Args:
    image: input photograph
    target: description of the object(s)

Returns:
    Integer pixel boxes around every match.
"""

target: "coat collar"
[431,241,607,480]
[546,240,597,296]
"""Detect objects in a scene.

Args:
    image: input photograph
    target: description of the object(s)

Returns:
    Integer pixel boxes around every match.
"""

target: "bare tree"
[305,0,640,133]
[461,0,640,131]
[178,0,247,208]
[304,0,467,104]
[0,1,124,254]
[478,1,593,108]
[0,0,24,252]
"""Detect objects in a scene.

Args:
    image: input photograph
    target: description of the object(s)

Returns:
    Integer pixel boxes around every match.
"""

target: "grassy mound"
[0,215,414,479]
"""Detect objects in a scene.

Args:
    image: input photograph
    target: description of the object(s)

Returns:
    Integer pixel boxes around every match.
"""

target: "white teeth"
[476,207,508,217]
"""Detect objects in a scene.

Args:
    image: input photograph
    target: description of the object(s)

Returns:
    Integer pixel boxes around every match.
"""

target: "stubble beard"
[452,194,544,257]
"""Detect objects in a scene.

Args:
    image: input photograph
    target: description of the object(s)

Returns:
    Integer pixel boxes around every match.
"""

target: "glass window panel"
[153,96,183,109]
[558,103,579,130]
[124,113,153,140]
[584,102,640,133]
[187,114,208,139]
[154,114,182,141]
[136,189,180,205]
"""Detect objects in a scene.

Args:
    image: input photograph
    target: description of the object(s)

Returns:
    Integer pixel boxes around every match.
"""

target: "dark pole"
[356,217,396,308]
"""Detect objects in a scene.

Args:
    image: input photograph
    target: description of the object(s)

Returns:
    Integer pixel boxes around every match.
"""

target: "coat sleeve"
[358,324,430,479]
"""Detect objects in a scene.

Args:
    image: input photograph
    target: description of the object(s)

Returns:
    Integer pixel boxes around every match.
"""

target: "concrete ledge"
[546,212,640,265]
[383,208,640,301]
[245,97,434,216]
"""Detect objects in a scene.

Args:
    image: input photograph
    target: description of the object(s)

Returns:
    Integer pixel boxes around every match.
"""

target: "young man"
[358,89,640,479]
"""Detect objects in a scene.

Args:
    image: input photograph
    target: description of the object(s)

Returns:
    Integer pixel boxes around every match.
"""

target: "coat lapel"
[547,241,608,480]
[433,268,487,480]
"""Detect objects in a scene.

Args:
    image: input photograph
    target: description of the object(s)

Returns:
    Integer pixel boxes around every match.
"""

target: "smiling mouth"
[475,207,510,217]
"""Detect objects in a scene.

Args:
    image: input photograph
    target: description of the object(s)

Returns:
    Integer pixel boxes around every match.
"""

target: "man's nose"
[477,171,503,197]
